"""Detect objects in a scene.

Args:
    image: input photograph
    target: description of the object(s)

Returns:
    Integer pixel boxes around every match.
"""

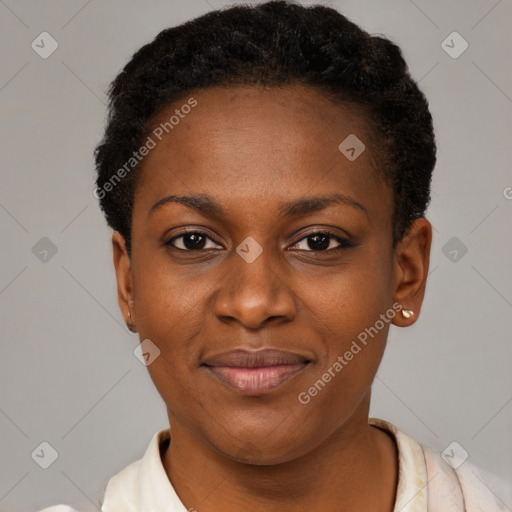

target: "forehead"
[134,85,390,222]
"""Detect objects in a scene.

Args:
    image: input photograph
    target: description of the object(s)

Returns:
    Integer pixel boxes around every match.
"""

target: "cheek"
[130,254,207,395]
[296,284,393,431]
[297,246,394,392]
[300,249,394,338]
[132,249,208,336]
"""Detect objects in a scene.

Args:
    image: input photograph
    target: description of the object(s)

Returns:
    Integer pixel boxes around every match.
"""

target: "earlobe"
[112,231,136,333]
[391,218,432,327]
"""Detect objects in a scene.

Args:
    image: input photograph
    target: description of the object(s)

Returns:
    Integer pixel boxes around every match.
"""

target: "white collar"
[101,418,433,511]
[369,417,429,512]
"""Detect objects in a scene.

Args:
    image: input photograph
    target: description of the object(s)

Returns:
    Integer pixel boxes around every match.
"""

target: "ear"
[391,218,432,327]
[112,231,135,330]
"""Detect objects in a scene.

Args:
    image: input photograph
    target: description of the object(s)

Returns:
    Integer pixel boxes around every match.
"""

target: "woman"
[43,1,510,510]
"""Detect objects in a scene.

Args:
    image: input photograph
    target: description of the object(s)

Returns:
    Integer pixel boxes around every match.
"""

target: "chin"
[201,419,315,466]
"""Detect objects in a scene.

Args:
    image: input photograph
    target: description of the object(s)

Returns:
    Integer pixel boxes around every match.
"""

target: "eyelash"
[164,230,354,253]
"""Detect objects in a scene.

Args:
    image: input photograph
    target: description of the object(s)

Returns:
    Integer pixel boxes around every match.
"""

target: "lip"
[201,349,311,396]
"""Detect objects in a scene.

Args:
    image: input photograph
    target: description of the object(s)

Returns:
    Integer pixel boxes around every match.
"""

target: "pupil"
[184,233,206,250]
[308,234,329,251]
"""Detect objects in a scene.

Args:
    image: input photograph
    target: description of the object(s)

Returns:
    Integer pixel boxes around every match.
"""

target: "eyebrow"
[148,192,367,220]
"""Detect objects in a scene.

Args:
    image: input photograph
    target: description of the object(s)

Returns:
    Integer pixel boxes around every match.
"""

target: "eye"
[164,231,222,251]
[164,229,354,253]
[289,231,354,252]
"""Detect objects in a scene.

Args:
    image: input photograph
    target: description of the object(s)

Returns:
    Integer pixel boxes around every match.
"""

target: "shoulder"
[36,459,141,512]
[423,445,512,511]
[370,418,511,512]
[37,457,144,512]
[100,457,143,511]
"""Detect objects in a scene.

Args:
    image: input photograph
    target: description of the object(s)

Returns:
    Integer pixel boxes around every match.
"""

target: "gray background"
[1,0,511,510]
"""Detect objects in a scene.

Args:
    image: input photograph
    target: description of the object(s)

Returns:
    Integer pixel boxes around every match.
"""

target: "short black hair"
[94,0,436,256]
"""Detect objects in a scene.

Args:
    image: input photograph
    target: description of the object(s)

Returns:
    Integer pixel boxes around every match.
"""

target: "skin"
[112,84,432,512]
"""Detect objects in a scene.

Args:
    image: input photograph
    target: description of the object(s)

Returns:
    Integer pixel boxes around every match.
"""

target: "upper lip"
[202,348,311,368]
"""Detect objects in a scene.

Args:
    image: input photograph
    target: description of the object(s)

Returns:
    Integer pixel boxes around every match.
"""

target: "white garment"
[41,418,511,512]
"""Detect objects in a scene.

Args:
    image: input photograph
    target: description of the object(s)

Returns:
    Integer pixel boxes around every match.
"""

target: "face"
[113,84,431,464]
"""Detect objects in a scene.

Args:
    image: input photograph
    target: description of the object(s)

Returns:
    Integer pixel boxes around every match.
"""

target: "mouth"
[201,348,311,396]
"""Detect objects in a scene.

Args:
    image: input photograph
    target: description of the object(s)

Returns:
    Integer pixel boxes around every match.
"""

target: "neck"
[162,398,398,512]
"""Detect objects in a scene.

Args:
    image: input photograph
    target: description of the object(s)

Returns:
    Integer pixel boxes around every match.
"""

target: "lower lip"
[205,364,307,395]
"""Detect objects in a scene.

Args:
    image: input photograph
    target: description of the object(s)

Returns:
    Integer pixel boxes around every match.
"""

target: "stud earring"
[401,309,414,319]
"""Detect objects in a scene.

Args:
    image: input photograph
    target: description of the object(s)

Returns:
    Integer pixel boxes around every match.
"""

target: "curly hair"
[94,0,436,256]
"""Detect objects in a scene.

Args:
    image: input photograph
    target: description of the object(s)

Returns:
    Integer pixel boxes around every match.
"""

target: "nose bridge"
[214,234,296,328]
[233,236,277,293]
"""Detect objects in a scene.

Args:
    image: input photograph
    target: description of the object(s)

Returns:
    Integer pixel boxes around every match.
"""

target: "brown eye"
[165,231,222,251]
[289,231,355,252]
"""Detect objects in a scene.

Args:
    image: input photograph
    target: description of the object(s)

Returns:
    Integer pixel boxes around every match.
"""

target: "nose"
[213,241,297,330]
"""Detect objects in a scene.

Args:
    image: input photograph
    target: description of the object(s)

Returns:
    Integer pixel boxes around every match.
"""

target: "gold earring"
[127,309,137,333]
[401,309,414,319]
